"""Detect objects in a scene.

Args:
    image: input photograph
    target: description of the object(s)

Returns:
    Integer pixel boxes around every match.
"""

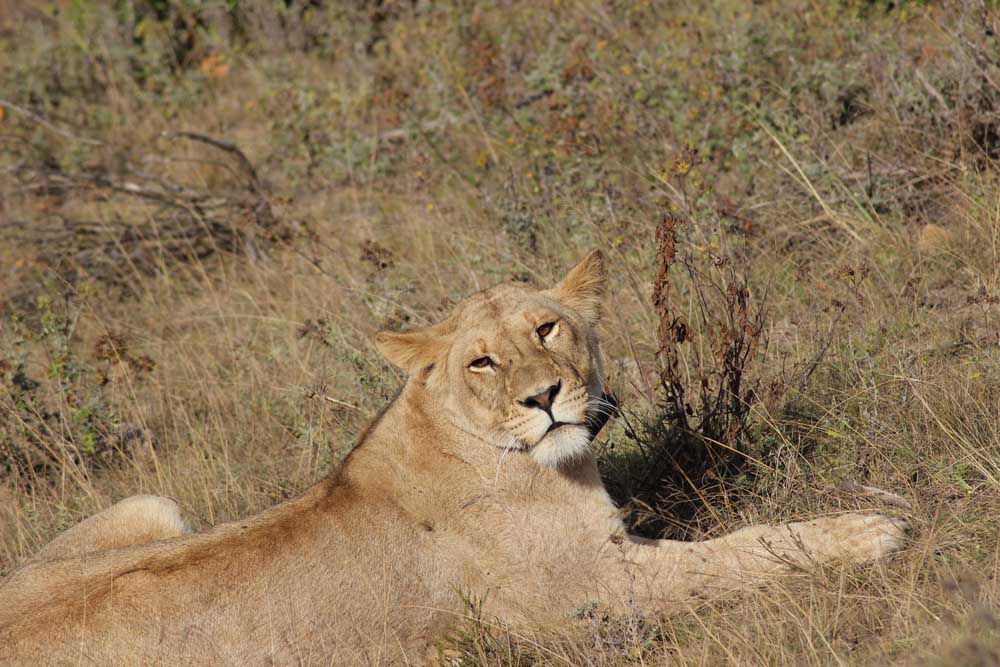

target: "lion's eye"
[536,321,557,341]
[469,356,495,370]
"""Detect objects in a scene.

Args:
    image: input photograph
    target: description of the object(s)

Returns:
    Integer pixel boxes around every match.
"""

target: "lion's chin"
[530,425,592,469]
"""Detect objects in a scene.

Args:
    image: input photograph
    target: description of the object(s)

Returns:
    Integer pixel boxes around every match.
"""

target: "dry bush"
[1,130,287,310]
[598,208,770,540]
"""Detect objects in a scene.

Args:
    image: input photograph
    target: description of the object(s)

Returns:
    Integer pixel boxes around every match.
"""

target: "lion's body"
[1,397,627,665]
[0,251,905,665]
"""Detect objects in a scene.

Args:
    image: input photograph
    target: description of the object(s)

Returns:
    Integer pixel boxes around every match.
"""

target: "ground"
[1,1,999,664]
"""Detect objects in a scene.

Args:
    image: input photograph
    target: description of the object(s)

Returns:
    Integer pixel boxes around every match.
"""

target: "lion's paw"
[795,512,908,564]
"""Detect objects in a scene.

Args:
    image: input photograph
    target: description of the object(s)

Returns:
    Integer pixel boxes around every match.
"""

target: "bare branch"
[0,97,103,146]
[161,130,261,192]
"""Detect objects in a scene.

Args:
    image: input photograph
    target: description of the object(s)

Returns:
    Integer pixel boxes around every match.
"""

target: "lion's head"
[375,250,615,468]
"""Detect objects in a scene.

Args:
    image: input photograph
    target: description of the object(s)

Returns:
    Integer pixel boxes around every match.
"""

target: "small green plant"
[0,291,154,486]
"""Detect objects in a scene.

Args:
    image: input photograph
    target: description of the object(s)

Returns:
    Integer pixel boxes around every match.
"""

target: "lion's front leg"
[601,512,906,610]
[696,512,907,572]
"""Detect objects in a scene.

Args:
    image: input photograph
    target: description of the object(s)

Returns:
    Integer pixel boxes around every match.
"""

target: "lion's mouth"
[531,392,619,448]
[545,420,576,434]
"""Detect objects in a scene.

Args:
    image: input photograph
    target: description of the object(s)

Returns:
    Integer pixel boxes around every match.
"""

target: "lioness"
[0,250,905,665]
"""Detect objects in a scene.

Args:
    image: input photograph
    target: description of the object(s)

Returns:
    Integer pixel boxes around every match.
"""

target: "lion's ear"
[375,320,453,376]
[548,249,608,324]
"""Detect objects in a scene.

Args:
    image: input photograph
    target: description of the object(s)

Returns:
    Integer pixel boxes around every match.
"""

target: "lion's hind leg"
[29,495,190,563]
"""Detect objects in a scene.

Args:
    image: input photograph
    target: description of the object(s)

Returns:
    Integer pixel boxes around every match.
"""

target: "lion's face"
[439,284,606,467]
[376,250,613,468]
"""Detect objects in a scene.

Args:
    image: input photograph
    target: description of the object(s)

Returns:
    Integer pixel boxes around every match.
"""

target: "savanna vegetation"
[2,0,999,664]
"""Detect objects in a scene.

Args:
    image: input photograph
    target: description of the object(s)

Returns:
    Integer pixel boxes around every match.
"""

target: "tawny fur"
[0,250,906,666]
[26,495,189,564]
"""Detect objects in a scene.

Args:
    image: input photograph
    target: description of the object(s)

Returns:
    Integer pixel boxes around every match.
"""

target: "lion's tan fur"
[0,251,905,666]
[26,495,189,563]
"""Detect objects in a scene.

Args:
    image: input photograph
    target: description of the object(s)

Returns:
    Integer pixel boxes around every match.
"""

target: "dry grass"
[2,0,1000,664]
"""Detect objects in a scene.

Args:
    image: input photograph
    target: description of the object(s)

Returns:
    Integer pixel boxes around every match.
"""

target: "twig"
[836,480,912,510]
[513,88,554,109]
[161,131,261,192]
[797,298,848,391]
[304,390,358,411]
[914,69,950,112]
[377,116,461,143]
[0,97,103,146]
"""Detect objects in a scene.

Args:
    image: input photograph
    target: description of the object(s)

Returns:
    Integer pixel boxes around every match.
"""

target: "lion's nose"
[520,380,561,413]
